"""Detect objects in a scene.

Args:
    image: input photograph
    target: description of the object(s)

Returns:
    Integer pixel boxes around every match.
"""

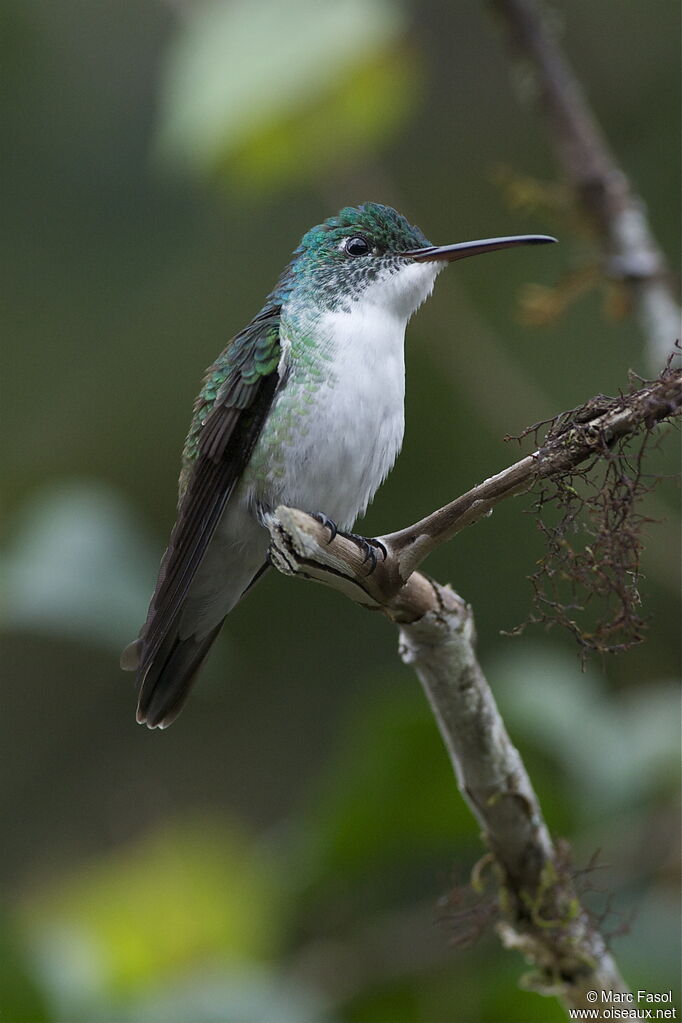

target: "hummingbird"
[122,203,555,729]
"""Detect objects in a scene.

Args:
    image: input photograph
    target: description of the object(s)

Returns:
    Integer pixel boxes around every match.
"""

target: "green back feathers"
[180,304,281,496]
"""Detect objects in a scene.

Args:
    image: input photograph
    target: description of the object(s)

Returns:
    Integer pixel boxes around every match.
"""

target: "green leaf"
[155,0,419,192]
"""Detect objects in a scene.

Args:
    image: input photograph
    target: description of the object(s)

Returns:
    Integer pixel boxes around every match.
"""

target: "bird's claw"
[313,512,338,543]
[312,514,387,573]
[345,533,387,574]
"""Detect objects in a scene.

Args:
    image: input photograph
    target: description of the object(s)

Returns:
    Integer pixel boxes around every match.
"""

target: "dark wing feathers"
[199,405,240,461]
[127,305,282,700]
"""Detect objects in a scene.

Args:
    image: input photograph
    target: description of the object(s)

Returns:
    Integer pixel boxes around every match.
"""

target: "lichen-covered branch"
[399,590,629,1009]
[491,0,681,371]
[263,367,680,1014]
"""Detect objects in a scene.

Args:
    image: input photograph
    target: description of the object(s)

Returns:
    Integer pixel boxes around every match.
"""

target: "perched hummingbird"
[122,203,555,728]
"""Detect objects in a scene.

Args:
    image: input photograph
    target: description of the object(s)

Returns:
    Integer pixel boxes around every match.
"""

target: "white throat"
[353,259,443,322]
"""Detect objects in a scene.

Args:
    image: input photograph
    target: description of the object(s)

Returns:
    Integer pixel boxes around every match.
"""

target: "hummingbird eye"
[344,235,371,257]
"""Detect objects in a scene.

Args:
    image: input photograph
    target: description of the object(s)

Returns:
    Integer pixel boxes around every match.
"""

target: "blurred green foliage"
[1,484,158,649]
[156,0,419,191]
[22,820,285,992]
[1,0,679,1020]
[299,685,477,882]
[16,820,296,1021]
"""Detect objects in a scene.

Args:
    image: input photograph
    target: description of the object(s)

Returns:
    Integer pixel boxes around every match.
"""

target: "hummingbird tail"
[123,537,271,728]
[134,622,225,730]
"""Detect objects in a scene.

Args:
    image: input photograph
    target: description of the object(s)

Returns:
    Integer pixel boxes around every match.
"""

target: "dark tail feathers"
[126,623,224,730]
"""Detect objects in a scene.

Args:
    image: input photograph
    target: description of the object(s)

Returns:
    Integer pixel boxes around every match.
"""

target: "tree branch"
[263,366,680,1013]
[490,0,681,371]
[268,366,680,622]
[399,591,628,1009]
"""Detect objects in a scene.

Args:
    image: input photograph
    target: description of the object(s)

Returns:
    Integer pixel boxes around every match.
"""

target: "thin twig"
[491,0,681,371]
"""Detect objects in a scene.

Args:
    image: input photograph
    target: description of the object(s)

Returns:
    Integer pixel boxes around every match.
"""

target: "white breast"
[251,259,441,529]
[292,303,407,527]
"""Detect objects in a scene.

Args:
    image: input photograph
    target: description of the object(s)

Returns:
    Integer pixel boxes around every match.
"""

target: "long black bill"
[404,234,557,262]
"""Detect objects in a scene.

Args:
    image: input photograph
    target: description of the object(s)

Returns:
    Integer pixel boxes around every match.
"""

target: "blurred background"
[1,0,680,1020]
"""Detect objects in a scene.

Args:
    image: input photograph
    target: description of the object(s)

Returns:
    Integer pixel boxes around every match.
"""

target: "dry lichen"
[506,361,681,654]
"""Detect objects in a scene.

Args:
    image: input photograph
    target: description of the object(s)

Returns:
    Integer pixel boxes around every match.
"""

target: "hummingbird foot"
[348,533,387,573]
[312,514,387,573]
[312,512,339,543]
[339,530,388,572]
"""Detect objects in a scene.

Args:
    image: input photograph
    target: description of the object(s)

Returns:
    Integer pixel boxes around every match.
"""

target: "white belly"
[250,304,407,529]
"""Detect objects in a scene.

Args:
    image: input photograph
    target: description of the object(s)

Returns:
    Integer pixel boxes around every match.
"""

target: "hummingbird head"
[278,202,556,321]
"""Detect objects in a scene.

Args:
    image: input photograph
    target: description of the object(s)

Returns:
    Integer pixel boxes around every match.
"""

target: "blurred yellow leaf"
[21,818,285,996]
